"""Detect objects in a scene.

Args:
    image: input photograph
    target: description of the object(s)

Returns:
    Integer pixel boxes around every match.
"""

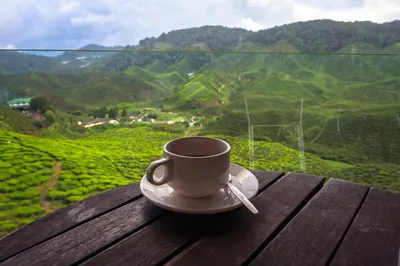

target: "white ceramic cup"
[146,137,231,198]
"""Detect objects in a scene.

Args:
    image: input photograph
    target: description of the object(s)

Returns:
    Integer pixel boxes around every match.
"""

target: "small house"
[7,98,31,110]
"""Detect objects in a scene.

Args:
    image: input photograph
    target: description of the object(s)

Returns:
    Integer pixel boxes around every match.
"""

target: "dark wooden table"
[1,171,399,266]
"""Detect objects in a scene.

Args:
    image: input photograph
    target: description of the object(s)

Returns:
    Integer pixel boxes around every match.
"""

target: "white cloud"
[290,1,400,24]
[247,0,270,7]
[237,17,265,31]
[0,0,398,49]
[70,12,116,26]
[60,1,80,14]
[1,44,16,49]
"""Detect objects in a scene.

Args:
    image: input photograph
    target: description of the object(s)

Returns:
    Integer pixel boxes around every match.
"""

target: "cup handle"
[146,157,173,186]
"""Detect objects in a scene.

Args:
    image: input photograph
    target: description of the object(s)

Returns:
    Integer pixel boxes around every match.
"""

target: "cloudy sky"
[0,0,399,50]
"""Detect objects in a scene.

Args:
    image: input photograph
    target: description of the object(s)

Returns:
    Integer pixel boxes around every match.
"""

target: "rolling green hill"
[2,36,399,165]
[165,70,238,110]
[0,72,166,108]
[0,52,74,75]
[0,107,38,134]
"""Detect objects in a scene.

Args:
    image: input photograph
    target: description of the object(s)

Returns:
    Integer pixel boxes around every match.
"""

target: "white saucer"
[140,162,259,215]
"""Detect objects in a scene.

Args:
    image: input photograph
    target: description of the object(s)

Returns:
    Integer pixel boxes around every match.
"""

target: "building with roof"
[7,98,31,110]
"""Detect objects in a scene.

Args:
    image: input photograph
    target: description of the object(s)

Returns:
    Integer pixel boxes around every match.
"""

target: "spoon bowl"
[227,175,258,214]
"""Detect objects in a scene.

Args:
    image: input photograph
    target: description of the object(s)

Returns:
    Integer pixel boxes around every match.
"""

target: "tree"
[94,107,108,118]
[121,107,127,117]
[30,97,50,113]
[108,107,119,119]
[147,113,158,119]
[44,110,56,124]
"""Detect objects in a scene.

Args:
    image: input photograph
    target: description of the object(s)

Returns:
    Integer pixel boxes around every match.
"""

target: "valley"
[1,20,400,237]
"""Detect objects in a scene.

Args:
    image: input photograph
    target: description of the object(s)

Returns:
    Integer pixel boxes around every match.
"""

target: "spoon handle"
[227,182,259,214]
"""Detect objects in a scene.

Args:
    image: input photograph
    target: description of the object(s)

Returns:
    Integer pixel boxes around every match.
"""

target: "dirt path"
[52,161,61,188]
[41,161,61,212]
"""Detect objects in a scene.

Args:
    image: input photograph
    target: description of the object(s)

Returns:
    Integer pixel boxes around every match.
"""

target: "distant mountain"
[85,26,251,73]
[134,26,251,51]
[248,20,400,52]
[0,44,124,74]
[131,20,400,53]
[56,44,125,68]
[0,51,74,74]
[86,20,400,74]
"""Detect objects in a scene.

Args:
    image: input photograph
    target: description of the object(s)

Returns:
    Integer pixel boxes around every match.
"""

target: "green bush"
[18,200,33,206]
[0,222,18,231]
[16,218,35,226]
[48,190,68,200]
[15,168,29,175]
[81,180,92,186]
[0,185,13,193]
[66,189,84,196]
[0,203,8,210]
[44,110,56,124]
[11,204,45,217]
[0,172,13,181]
[7,190,41,200]
[79,174,92,180]
[0,161,12,168]
[67,195,87,203]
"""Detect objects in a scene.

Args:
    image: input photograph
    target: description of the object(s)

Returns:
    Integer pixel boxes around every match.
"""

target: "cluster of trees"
[30,97,56,126]
[138,26,250,51]
[89,106,128,119]
[30,97,50,113]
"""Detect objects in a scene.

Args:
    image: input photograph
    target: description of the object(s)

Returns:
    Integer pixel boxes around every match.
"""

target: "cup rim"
[163,136,231,159]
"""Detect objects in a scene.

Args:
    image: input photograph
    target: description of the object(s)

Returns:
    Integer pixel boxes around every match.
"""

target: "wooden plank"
[252,171,283,189]
[330,188,400,266]
[0,198,162,266]
[162,172,324,266]
[79,171,284,266]
[250,179,368,266]
[0,182,142,262]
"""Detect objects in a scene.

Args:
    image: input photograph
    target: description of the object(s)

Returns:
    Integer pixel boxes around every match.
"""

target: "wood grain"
[80,171,284,266]
[330,188,400,266]
[0,198,162,266]
[251,170,282,189]
[250,179,368,266]
[165,172,324,266]
[0,182,142,262]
